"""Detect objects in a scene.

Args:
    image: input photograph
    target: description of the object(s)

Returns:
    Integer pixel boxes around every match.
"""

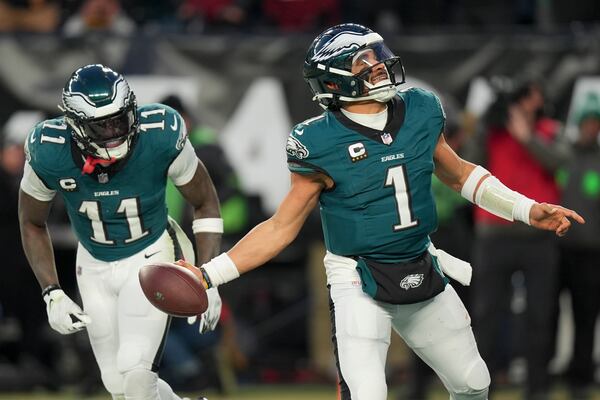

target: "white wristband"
[202,253,240,287]
[192,218,224,234]
[513,197,536,225]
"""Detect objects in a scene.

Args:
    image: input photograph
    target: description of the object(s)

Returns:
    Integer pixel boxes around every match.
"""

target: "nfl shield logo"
[381,133,393,145]
[98,173,109,184]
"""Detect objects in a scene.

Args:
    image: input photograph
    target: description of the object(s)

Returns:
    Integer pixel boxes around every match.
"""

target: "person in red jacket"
[468,80,572,398]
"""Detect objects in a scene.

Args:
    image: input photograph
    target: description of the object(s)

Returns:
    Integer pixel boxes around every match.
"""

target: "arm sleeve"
[168,139,198,186]
[523,134,573,172]
[20,162,56,201]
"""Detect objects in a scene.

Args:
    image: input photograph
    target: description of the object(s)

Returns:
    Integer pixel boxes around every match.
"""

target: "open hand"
[529,202,585,237]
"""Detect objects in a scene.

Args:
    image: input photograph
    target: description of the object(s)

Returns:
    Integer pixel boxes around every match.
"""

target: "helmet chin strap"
[91,139,129,161]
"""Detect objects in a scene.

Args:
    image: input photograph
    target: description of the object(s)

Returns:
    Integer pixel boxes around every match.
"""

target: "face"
[578,117,600,146]
[351,49,389,86]
[1,144,25,176]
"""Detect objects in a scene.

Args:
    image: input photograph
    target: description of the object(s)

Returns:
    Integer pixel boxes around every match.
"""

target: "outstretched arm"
[183,172,325,288]
[433,133,584,236]
[228,172,324,273]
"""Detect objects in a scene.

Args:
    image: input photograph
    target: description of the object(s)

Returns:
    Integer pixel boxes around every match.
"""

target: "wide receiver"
[180,24,585,399]
[18,64,221,400]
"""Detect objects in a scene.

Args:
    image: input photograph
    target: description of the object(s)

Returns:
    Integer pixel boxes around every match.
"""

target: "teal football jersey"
[26,104,188,262]
[287,88,445,262]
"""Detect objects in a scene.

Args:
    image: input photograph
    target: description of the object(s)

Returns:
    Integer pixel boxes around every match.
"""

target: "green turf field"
[0,385,598,400]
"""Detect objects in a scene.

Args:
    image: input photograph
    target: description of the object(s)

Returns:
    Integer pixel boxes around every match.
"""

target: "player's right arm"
[195,171,326,288]
[228,172,325,272]
[18,190,58,289]
[19,132,91,334]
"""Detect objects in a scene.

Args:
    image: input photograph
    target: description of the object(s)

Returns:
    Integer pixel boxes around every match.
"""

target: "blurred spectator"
[121,0,180,32]
[62,0,136,37]
[160,94,253,245]
[0,0,60,33]
[177,0,250,32]
[261,0,340,32]
[468,79,571,398]
[555,93,600,400]
[0,110,61,390]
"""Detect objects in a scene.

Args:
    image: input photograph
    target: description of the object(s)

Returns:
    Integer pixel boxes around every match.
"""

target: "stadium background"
[0,0,599,398]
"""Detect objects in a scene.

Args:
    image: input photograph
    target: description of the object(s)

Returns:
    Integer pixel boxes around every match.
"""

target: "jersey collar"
[331,96,405,144]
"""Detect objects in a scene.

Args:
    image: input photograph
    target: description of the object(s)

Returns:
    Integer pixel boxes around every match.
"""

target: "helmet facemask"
[348,44,404,104]
[67,95,138,161]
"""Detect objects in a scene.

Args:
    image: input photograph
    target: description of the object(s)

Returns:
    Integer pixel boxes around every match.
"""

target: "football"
[138,262,208,317]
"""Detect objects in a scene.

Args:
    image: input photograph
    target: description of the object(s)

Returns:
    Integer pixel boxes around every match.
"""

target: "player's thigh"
[330,283,391,400]
[76,244,122,392]
[116,236,173,373]
[394,285,490,392]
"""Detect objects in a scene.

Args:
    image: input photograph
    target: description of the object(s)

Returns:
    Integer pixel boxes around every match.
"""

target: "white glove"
[187,287,222,333]
[43,288,91,335]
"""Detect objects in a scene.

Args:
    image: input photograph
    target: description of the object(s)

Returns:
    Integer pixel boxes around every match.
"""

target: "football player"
[181,24,584,399]
[18,64,221,400]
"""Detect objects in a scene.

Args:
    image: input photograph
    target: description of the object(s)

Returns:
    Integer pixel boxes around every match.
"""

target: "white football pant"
[76,220,193,400]
[325,252,490,400]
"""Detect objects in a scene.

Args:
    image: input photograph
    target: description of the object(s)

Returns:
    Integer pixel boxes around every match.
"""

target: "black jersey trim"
[331,96,405,145]
[328,286,352,400]
[287,159,336,192]
[151,316,172,372]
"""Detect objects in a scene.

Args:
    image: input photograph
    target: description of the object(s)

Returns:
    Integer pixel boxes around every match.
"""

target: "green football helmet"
[303,23,405,109]
[61,64,138,161]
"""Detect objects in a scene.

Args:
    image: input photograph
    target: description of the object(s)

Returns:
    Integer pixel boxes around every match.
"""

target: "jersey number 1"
[79,198,149,245]
[385,165,418,231]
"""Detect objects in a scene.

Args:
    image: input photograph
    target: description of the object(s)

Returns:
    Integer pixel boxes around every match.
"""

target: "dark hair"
[160,95,186,115]
[483,77,541,128]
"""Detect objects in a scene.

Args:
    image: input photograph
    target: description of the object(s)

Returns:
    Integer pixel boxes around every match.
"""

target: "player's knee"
[451,356,490,400]
[116,344,144,373]
[100,369,124,396]
[122,368,159,400]
[345,372,387,400]
[465,356,490,391]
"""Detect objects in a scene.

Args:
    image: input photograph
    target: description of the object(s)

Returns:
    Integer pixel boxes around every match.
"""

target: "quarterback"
[181,24,586,399]
[18,64,221,400]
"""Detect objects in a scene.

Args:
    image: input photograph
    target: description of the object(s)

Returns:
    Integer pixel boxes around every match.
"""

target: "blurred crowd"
[0,3,599,397]
[0,0,599,35]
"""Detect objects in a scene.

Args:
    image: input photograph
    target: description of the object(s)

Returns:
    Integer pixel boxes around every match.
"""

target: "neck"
[342,100,387,114]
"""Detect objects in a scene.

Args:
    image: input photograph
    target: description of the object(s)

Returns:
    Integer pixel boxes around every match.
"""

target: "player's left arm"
[166,132,222,265]
[433,133,584,236]
[176,157,222,265]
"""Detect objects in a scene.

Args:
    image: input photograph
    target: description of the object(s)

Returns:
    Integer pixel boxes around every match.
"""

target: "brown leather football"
[138,262,208,317]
